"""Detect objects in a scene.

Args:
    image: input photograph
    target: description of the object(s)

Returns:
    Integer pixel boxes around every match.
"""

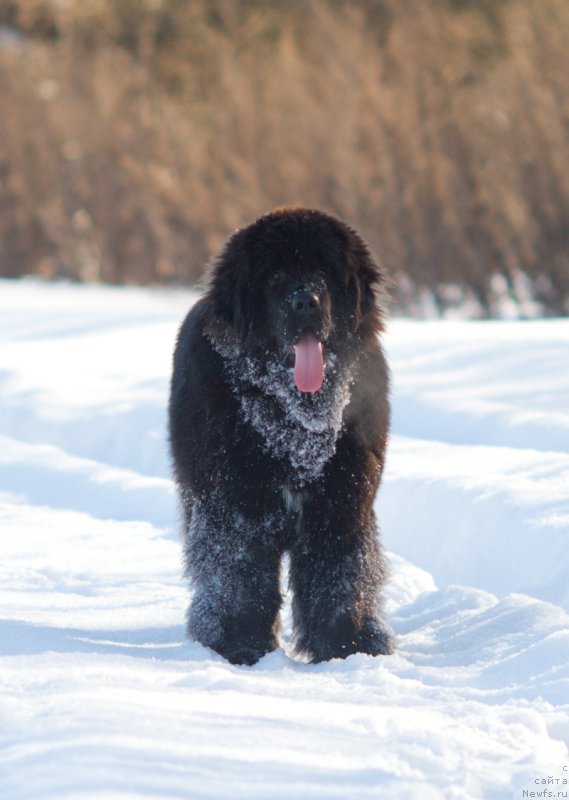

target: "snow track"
[0,280,568,799]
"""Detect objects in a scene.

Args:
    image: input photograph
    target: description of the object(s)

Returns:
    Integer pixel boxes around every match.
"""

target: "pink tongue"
[293,333,324,393]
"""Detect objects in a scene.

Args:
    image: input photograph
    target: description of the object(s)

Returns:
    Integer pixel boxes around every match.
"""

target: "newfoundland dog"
[169,208,394,665]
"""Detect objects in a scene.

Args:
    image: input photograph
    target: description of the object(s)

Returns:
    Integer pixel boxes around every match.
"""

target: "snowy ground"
[0,278,568,799]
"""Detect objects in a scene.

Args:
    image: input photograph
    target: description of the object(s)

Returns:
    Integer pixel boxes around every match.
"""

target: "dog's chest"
[239,391,344,483]
[208,331,352,484]
[282,485,304,514]
[282,485,304,540]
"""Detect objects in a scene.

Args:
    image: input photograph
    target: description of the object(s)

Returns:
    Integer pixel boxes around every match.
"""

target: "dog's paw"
[303,615,395,662]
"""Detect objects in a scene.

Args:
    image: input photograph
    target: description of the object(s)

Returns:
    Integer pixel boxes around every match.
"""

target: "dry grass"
[0,0,568,314]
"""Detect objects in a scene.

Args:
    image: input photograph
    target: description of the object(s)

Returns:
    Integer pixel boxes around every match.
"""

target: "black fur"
[169,208,394,665]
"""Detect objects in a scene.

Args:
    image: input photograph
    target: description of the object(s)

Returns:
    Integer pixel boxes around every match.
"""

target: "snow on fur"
[207,322,353,483]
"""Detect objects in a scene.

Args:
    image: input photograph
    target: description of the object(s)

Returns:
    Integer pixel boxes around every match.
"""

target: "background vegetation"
[0,0,568,315]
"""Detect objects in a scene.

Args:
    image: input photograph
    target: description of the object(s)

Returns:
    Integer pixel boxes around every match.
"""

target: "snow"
[0,278,568,799]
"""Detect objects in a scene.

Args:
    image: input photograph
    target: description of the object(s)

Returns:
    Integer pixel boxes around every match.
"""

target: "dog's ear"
[344,229,389,334]
[206,229,251,340]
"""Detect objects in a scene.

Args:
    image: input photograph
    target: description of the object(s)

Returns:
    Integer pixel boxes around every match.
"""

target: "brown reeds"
[0,0,568,315]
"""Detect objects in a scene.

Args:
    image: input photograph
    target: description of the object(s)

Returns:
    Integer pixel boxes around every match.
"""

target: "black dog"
[169,208,394,665]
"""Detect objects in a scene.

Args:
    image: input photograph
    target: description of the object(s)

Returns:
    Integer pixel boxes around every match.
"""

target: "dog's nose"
[291,290,319,314]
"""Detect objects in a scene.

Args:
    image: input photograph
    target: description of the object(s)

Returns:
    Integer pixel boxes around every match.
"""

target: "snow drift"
[0,279,568,799]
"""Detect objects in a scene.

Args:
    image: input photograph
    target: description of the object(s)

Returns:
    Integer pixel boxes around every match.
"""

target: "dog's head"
[206,208,387,393]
